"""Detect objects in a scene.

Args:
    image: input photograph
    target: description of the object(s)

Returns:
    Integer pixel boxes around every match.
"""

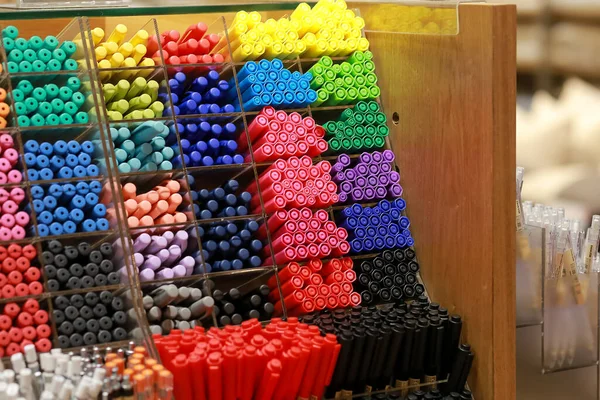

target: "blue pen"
[63,221,77,234]
[27,169,39,181]
[54,207,69,222]
[81,220,96,232]
[43,196,57,209]
[49,222,63,236]
[39,168,53,180]
[37,224,49,237]
[70,209,84,222]
[73,166,87,178]
[248,256,261,267]
[89,181,102,194]
[57,167,73,179]
[96,218,109,231]
[237,61,258,81]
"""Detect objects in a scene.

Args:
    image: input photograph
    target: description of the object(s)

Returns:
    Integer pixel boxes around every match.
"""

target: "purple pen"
[134,233,151,252]
[338,192,348,203]
[380,163,392,173]
[355,176,367,188]
[332,163,345,172]
[368,164,379,174]
[156,249,171,263]
[139,269,155,282]
[337,154,351,166]
[162,231,175,244]
[367,176,379,187]
[345,169,356,181]
[142,255,162,271]
[366,187,377,199]
[382,150,395,162]
[359,152,372,164]
[333,172,345,183]
[389,171,400,183]
[352,188,364,201]
[147,236,168,253]
[172,265,187,278]
[173,231,189,251]
[388,184,403,197]
[372,151,383,163]
[134,253,144,267]
[355,163,369,176]
[164,245,182,267]
[379,175,389,186]
[156,269,174,280]
[340,181,353,193]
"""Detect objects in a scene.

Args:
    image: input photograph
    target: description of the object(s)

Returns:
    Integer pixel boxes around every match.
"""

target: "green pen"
[14,38,28,51]
[108,99,129,114]
[323,121,337,134]
[355,125,366,137]
[11,89,24,103]
[332,64,342,76]
[368,86,380,99]
[334,77,345,88]
[17,80,33,96]
[8,49,23,63]
[366,125,377,137]
[374,136,386,148]
[357,87,370,101]
[32,60,46,72]
[46,59,61,72]
[2,26,18,40]
[42,36,59,51]
[17,115,30,127]
[310,75,325,90]
[329,138,341,152]
[63,59,78,71]
[375,112,386,124]
[334,130,344,139]
[71,92,85,109]
[345,117,357,127]
[377,125,389,136]
[30,113,45,126]
[356,101,368,112]
[354,113,365,124]
[22,49,37,63]
[347,51,365,64]
[323,68,336,82]
[144,80,160,102]
[67,77,81,91]
[63,101,78,115]
[18,61,32,73]
[319,56,333,68]
[107,111,123,121]
[346,87,359,103]
[60,41,77,57]
[365,73,378,86]
[37,49,52,63]
[7,62,18,73]
[363,60,376,73]
[352,137,362,149]
[37,102,52,117]
[340,108,353,121]
[364,136,375,149]
[341,138,352,150]
[24,98,39,114]
[14,102,27,116]
[2,37,15,52]
[343,126,354,138]
[364,113,376,125]
[58,87,73,102]
[307,63,325,78]
[45,114,60,126]
[45,84,59,100]
[364,50,374,60]
[368,101,380,112]
[355,75,366,87]
[28,36,44,51]
[336,121,345,131]
[350,63,363,77]
[59,113,74,125]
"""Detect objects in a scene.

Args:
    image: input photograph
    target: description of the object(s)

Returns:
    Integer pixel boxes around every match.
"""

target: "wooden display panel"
[3,3,516,399]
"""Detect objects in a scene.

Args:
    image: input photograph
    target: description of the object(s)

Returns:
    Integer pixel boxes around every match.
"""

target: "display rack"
[0,3,517,399]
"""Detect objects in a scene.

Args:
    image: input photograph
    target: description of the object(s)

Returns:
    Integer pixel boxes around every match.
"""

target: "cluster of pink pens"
[0,134,22,185]
[148,22,225,68]
[0,187,29,241]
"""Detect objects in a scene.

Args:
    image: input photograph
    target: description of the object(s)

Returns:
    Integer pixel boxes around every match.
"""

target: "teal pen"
[58,87,73,102]
[17,115,30,127]
[120,140,135,156]
[32,60,46,72]
[67,77,81,91]
[116,128,131,145]
[14,102,27,115]
[63,59,78,71]
[30,114,45,126]
[64,101,78,115]
[14,38,27,51]
[37,48,52,63]
[59,113,73,125]
[110,127,119,142]
[47,59,61,71]
[151,137,165,152]
[51,98,65,114]
[140,162,157,172]
[52,48,66,63]
[38,102,52,117]
[17,80,33,95]
[46,114,60,126]
[118,163,131,173]
[6,62,18,73]
[161,147,175,160]
[45,84,59,99]
[42,36,59,51]
[74,112,88,124]
[134,143,153,162]
[2,37,15,51]
[71,92,85,108]
[32,87,46,102]
[18,61,32,73]
[2,26,18,39]
[115,149,128,163]
[24,97,38,114]
[11,89,24,102]
[8,49,23,63]
[23,49,37,63]
[60,41,76,57]
[28,36,44,51]
[149,152,163,165]
[160,161,173,171]
[128,158,142,172]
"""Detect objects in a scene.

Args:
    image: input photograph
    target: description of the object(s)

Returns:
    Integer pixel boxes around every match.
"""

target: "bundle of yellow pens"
[91,24,155,82]
[225,0,369,62]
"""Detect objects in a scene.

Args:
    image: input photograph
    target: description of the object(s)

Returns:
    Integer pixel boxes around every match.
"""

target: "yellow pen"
[264,19,277,34]
[101,42,119,57]
[324,39,339,56]
[107,24,127,45]
[248,42,265,60]
[332,30,344,41]
[91,27,105,46]
[303,32,317,48]
[233,11,249,26]
[227,23,248,42]
[121,57,137,69]
[357,37,369,52]
[290,20,301,33]
[298,16,313,37]
[346,28,362,39]
[246,30,260,43]
[95,46,107,62]
[344,38,358,55]
[277,18,290,31]
[136,58,155,78]
[264,42,284,59]
[294,41,307,57]
[353,16,366,30]
[316,29,332,40]
[107,111,123,121]
[331,39,346,57]
[254,24,267,36]
[247,11,262,29]
[118,42,134,58]
[232,43,253,61]
[291,2,311,20]
[109,53,125,68]
[130,30,149,47]
[132,44,147,64]
[273,30,286,43]
[262,34,274,49]
[286,30,299,42]
[281,41,295,59]
[72,39,85,59]
[98,59,112,69]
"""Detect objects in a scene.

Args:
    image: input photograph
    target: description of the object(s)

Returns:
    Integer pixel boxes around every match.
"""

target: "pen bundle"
[0,133,23,184]
[0,87,11,128]
[150,23,223,66]
[143,284,215,334]
[90,24,156,82]
[53,291,129,348]
[520,195,599,371]
[332,151,402,203]
[103,77,163,121]
[209,282,275,327]
[228,59,317,111]
[243,106,328,162]
[309,52,380,108]
[258,208,350,264]
[339,198,414,253]
[0,342,173,400]
[2,25,79,74]
[112,121,178,174]
[191,178,252,220]
[12,77,90,127]
[122,180,189,228]
[0,299,52,357]
[199,219,265,271]
[225,0,368,62]
[30,181,109,237]
[303,300,471,398]
[0,186,31,240]
[267,258,361,316]
[0,244,43,299]
[153,317,339,400]
[176,119,246,167]
[323,100,390,153]
[23,139,99,181]
[129,227,199,282]
[248,156,339,214]
[354,248,424,305]
[42,239,119,292]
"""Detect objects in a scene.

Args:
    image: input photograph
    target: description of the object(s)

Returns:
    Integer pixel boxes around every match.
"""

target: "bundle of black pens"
[302,297,474,399]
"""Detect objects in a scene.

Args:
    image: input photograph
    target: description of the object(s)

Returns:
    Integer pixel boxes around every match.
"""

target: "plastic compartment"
[517,225,544,327]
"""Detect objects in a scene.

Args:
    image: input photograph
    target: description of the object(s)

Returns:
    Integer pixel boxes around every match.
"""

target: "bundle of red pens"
[0,299,52,357]
[257,208,350,264]
[248,156,338,214]
[0,244,43,299]
[267,259,361,316]
[242,107,328,162]
[147,22,225,66]
[153,318,340,400]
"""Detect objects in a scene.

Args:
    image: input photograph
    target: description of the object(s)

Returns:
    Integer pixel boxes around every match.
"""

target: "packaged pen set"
[518,166,600,372]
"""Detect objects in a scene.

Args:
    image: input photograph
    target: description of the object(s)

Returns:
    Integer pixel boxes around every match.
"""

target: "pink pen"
[289,112,302,124]
[0,227,11,241]
[0,134,13,150]
[8,171,21,183]
[3,149,18,166]
[2,201,18,215]
[0,159,11,173]
[1,214,15,228]
[11,226,25,240]
[274,110,287,123]
[0,173,7,184]
[0,189,8,202]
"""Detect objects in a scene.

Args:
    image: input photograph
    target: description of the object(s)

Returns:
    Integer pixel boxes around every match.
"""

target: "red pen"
[341,282,353,294]
[257,210,287,238]
[350,292,362,306]
[268,232,293,254]
[206,352,224,400]
[181,22,208,42]
[223,345,238,400]
[255,359,281,400]
[326,295,339,309]
[239,345,259,400]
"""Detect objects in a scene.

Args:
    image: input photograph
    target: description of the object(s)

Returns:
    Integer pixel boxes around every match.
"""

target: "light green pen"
[332,64,342,76]
[347,51,365,64]
[323,68,336,82]
[108,99,129,114]
[357,87,370,101]
[310,75,325,90]
[365,73,377,86]
[307,63,325,78]
[150,102,164,118]
[342,75,354,88]
[368,86,380,99]
[46,114,60,126]
[364,50,373,60]
[103,84,116,103]
[323,81,335,94]
[112,80,131,102]
[144,80,160,102]
[327,88,347,106]
[312,89,329,107]
[319,56,333,68]
[108,111,123,121]
[346,87,359,104]
[124,110,143,120]
[28,36,43,51]
[125,77,147,99]
[355,75,366,87]
[334,77,344,88]
[363,60,375,73]
[128,94,152,111]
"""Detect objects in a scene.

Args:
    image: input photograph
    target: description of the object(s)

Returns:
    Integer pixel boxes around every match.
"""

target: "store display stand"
[0,3,517,399]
